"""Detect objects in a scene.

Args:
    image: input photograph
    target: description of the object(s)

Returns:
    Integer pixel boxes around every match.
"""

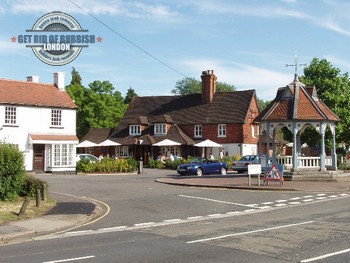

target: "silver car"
[232,155,259,173]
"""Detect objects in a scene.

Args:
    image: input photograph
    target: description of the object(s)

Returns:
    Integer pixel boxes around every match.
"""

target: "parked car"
[177,157,228,176]
[76,154,99,163]
[232,155,260,173]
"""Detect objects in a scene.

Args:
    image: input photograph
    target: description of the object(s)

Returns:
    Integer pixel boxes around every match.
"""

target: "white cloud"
[182,58,291,100]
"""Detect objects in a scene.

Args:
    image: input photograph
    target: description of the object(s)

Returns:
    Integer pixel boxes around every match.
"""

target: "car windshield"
[191,158,206,163]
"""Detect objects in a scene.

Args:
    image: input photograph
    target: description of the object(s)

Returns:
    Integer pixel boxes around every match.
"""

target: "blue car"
[177,158,228,176]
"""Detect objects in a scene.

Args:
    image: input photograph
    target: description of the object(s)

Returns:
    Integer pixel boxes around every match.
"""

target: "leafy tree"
[124,86,138,104]
[70,67,82,86]
[300,58,350,147]
[171,77,236,95]
[257,98,271,112]
[66,69,126,139]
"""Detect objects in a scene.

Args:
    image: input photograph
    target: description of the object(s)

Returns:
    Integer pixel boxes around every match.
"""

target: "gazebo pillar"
[292,123,298,170]
[266,123,271,166]
[320,123,326,171]
[331,125,337,170]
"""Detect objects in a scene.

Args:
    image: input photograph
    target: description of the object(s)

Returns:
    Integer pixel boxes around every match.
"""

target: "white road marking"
[315,197,327,200]
[276,199,288,203]
[303,199,314,202]
[178,194,256,207]
[288,202,301,205]
[261,201,274,205]
[300,248,350,262]
[275,203,287,207]
[316,193,326,196]
[43,255,95,263]
[303,195,314,198]
[289,197,301,200]
[134,222,155,227]
[187,221,315,244]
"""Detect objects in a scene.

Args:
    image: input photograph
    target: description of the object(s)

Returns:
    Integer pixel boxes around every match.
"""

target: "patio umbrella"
[153,139,181,146]
[98,139,121,146]
[194,139,222,148]
[76,140,98,147]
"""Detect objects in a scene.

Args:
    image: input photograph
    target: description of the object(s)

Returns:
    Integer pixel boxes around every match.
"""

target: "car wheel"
[196,168,203,176]
[220,167,227,175]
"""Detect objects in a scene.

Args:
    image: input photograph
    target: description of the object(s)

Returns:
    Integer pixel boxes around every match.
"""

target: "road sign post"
[248,164,262,186]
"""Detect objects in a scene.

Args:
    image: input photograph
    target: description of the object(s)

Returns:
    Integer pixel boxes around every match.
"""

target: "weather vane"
[285,52,307,75]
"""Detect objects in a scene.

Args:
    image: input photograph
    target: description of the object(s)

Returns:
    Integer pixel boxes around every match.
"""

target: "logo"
[11,11,102,66]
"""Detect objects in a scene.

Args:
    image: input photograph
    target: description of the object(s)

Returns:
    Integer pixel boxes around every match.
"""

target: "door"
[33,144,45,171]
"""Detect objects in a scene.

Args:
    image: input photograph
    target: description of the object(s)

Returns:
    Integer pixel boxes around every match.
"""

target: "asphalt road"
[0,169,349,262]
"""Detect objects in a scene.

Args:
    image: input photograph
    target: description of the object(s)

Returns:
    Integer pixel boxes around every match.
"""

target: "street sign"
[264,164,284,186]
[248,164,262,186]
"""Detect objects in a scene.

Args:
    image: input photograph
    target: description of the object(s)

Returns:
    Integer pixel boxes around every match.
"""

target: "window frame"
[154,123,166,135]
[218,124,226,138]
[129,125,141,135]
[5,106,17,125]
[51,109,62,127]
[194,125,202,138]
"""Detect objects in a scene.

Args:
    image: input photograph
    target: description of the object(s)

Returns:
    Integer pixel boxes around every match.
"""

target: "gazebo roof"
[255,74,340,123]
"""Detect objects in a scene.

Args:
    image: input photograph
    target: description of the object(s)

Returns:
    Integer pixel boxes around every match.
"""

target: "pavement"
[1,171,350,245]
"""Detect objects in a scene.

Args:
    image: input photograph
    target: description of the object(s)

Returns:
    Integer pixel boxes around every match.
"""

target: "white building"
[0,72,78,173]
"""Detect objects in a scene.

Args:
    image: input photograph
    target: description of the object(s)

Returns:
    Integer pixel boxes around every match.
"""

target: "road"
[0,169,349,263]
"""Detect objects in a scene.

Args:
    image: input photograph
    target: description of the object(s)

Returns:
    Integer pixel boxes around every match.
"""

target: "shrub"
[77,157,138,173]
[0,143,26,201]
[20,175,46,198]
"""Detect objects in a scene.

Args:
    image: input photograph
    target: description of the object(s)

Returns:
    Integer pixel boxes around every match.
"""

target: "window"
[51,109,62,127]
[154,123,166,135]
[194,125,202,138]
[5,106,16,125]
[50,144,74,167]
[129,125,141,135]
[218,124,226,137]
[252,125,256,138]
[116,146,130,158]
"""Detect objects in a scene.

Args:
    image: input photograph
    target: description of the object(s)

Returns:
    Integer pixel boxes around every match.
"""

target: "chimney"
[26,76,39,83]
[53,72,65,91]
[201,70,217,103]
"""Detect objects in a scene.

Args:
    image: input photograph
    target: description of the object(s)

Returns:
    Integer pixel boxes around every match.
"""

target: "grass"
[0,197,56,225]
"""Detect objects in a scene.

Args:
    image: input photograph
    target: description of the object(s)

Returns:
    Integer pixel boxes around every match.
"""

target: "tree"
[124,86,138,104]
[300,58,350,147]
[171,77,236,95]
[66,69,126,139]
[257,98,271,112]
[70,67,82,86]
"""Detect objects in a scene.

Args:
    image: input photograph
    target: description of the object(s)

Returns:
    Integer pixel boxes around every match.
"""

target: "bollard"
[18,197,31,217]
[138,160,143,174]
[42,183,47,201]
[36,188,41,207]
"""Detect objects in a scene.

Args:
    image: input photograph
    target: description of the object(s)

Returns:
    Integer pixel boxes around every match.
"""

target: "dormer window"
[129,125,141,135]
[154,123,166,135]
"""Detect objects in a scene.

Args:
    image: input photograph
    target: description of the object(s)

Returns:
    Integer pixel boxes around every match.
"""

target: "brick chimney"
[201,70,217,103]
[26,76,39,83]
[53,72,65,91]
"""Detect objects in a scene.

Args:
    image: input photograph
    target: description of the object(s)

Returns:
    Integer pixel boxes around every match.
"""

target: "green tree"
[257,98,271,112]
[300,58,350,146]
[70,67,82,86]
[171,77,236,95]
[66,69,126,139]
[124,86,138,104]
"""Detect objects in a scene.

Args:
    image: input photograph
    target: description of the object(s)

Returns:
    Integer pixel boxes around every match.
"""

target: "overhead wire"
[68,0,186,77]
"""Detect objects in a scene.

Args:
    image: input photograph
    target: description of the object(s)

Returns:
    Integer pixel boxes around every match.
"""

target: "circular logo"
[31,12,83,66]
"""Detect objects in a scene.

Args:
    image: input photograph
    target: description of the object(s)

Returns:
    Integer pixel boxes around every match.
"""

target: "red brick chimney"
[201,70,217,103]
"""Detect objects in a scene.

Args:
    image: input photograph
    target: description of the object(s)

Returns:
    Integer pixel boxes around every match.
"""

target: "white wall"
[0,105,76,171]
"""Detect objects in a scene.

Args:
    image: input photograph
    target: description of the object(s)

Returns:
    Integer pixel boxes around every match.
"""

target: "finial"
[285,51,307,76]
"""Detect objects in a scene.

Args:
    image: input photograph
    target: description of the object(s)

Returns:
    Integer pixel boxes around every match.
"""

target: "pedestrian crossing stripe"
[264,164,283,181]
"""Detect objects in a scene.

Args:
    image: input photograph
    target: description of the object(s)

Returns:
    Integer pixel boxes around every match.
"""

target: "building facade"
[0,72,78,172]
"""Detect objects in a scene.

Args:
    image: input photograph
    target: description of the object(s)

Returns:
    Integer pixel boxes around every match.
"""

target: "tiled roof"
[116,90,255,130]
[80,128,114,144]
[0,78,77,109]
[256,75,340,122]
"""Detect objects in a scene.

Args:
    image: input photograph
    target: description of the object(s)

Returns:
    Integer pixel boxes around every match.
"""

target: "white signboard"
[248,164,261,174]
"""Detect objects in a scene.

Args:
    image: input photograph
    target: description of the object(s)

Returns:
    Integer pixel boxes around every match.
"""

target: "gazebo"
[255,74,340,172]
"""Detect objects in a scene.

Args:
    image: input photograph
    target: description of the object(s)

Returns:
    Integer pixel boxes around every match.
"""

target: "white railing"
[270,155,333,169]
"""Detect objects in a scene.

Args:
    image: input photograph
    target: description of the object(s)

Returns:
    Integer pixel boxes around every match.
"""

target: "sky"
[1,0,350,101]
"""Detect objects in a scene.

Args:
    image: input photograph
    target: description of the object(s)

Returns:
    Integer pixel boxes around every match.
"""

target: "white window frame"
[5,106,16,125]
[51,109,62,127]
[116,146,130,158]
[194,125,202,138]
[129,125,141,135]
[50,144,74,167]
[154,123,166,135]
[218,124,226,138]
